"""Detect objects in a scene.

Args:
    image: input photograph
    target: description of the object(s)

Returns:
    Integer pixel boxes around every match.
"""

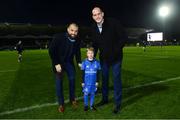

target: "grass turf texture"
[0,46,180,119]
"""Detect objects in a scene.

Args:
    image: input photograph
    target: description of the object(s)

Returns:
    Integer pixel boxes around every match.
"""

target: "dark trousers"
[55,62,76,105]
[101,60,122,107]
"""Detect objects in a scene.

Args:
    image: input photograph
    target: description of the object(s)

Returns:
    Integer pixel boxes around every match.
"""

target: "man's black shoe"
[113,106,120,114]
[90,105,97,111]
[96,100,108,107]
[84,106,88,111]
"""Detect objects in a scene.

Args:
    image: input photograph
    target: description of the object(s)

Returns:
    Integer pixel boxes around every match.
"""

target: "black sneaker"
[113,106,120,114]
[84,106,88,111]
[96,100,108,107]
[90,106,97,111]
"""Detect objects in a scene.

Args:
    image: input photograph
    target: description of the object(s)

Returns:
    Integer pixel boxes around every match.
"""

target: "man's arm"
[81,70,85,87]
[95,70,100,85]
[75,40,82,66]
[92,41,98,58]
[97,70,101,82]
[114,19,127,49]
[49,35,60,65]
[91,28,99,58]
[82,70,85,83]
[81,61,85,87]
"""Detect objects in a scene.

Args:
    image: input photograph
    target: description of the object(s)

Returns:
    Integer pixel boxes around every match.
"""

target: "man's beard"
[68,33,76,39]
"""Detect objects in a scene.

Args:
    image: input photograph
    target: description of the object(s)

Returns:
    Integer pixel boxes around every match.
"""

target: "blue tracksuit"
[81,58,101,108]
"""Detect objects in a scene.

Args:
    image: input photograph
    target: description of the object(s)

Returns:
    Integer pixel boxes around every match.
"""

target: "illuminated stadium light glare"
[159,6,170,18]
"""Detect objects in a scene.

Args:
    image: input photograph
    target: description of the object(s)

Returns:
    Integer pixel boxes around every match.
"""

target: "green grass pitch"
[0,46,180,119]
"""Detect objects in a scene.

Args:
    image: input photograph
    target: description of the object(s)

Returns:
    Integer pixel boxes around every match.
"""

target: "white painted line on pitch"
[0,103,57,116]
[0,96,83,116]
[0,70,17,73]
[123,76,180,90]
[0,76,180,116]
[126,54,170,59]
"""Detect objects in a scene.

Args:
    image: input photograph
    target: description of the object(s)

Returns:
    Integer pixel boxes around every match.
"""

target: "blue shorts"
[83,85,97,94]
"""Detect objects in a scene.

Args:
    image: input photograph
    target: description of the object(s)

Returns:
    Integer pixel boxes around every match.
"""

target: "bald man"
[49,23,82,112]
[91,7,127,114]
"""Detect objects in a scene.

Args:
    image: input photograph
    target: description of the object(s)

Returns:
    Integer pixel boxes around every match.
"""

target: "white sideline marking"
[123,76,180,90]
[0,76,180,116]
[126,54,170,59]
[0,96,83,116]
[0,70,17,73]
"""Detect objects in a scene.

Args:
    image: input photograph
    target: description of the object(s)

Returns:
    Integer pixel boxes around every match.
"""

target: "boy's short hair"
[87,47,94,52]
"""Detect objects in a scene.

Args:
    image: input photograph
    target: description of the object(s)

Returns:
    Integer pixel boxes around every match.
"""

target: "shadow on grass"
[121,83,168,110]
[95,69,169,110]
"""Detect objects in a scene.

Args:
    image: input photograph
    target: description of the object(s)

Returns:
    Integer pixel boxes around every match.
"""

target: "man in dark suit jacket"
[49,23,82,112]
[91,7,127,114]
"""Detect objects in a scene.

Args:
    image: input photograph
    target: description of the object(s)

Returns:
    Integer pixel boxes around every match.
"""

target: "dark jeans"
[55,62,76,105]
[101,60,122,107]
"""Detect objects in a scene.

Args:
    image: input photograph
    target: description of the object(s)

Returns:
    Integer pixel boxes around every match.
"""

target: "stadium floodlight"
[158,5,171,41]
[159,6,170,18]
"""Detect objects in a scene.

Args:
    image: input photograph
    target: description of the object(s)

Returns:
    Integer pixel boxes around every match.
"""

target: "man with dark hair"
[91,7,127,114]
[49,23,82,113]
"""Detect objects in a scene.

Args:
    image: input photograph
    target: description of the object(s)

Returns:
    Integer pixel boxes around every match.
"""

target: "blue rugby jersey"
[81,59,101,86]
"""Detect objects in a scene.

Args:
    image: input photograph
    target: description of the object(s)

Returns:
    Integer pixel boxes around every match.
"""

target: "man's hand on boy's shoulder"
[96,82,98,87]
[81,83,85,87]
[78,63,82,68]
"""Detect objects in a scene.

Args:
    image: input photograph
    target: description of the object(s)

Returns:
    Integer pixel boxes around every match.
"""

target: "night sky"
[0,0,180,33]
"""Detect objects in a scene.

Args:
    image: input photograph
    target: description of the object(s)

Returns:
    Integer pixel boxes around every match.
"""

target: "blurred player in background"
[15,40,23,62]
